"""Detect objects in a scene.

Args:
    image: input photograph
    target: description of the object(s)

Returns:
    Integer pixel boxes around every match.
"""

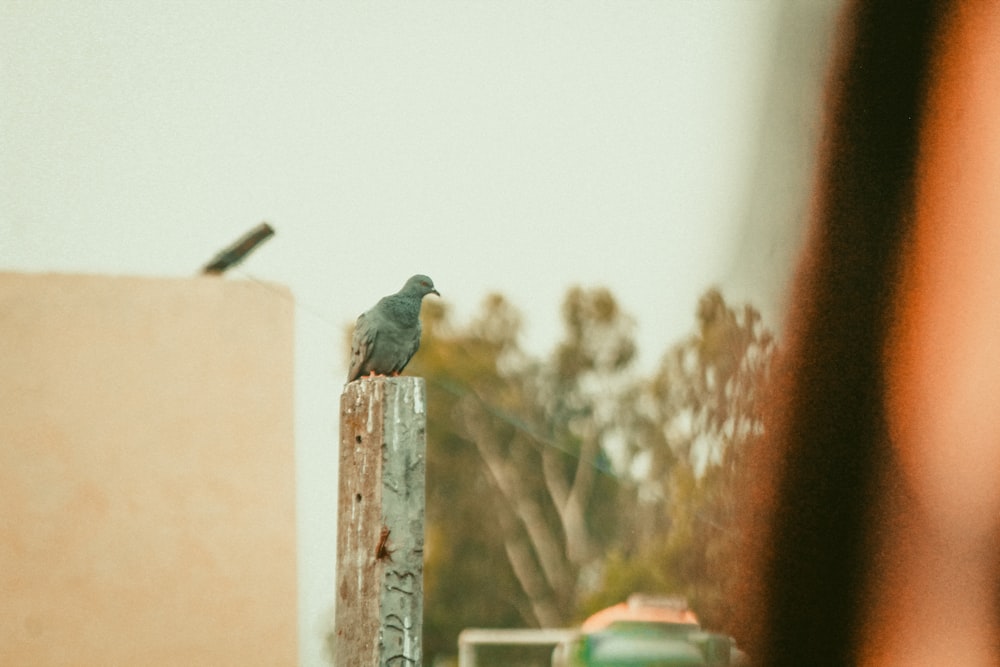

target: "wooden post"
[335,376,426,666]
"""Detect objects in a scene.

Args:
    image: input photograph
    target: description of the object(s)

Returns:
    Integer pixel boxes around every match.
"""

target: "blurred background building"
[0,273,297,666]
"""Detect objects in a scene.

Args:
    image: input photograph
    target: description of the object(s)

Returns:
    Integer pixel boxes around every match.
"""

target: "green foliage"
[402,286,774,662]
[603,288,775,631]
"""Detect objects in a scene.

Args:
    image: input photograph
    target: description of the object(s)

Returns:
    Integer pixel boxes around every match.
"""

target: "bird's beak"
[432,288,440,297]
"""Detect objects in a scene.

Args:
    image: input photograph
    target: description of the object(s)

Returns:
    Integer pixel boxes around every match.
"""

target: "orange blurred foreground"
[874,3,1000,665]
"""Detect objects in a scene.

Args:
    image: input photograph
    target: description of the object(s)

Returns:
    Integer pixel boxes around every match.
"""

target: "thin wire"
[232,266,735,534]
[233,267,627,477]
[233,268,344,334]
[426,374,627,483]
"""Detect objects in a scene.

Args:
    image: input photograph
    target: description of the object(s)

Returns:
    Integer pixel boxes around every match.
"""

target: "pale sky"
[1,2,835,664]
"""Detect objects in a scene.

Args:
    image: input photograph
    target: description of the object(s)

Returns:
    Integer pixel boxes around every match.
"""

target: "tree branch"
[459,397,574,610]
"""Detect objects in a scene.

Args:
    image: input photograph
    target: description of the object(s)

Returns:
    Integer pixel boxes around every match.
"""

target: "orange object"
[581,595,700,632]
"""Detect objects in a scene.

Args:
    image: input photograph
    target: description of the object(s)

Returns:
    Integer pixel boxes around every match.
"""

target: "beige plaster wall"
[0,272,297,666]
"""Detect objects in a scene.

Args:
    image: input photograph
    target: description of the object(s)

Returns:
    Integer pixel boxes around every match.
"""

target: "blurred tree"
[582,288,775,630]
[374,286,772,661]
[408,288,640,659]
[408,295,532,657]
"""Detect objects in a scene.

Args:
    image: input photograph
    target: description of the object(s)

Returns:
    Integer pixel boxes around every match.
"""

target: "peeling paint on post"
[336,376,425,667]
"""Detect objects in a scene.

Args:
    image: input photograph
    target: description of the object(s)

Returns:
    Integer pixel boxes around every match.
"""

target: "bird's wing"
[347,312,377,381]
[394,323,423,374]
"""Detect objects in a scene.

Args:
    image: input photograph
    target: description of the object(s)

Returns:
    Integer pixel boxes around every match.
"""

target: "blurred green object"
[552,596,747,667]
[553,621,745,667]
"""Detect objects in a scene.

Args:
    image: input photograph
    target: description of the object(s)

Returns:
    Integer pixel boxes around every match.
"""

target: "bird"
[347,274,440,382]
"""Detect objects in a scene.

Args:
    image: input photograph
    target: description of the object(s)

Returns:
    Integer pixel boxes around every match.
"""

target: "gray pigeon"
[347,274,440,382]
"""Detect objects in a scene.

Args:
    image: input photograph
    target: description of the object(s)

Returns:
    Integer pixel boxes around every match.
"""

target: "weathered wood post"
[335,376,426,666]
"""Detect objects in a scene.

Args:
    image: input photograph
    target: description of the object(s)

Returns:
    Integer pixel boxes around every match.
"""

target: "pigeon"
[347,274,440,382]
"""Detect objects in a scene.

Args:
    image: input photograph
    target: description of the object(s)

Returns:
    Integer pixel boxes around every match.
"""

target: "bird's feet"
[360,371,402,380]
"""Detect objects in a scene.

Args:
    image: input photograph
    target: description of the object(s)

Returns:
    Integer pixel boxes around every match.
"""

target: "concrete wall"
[0,272,297,666]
